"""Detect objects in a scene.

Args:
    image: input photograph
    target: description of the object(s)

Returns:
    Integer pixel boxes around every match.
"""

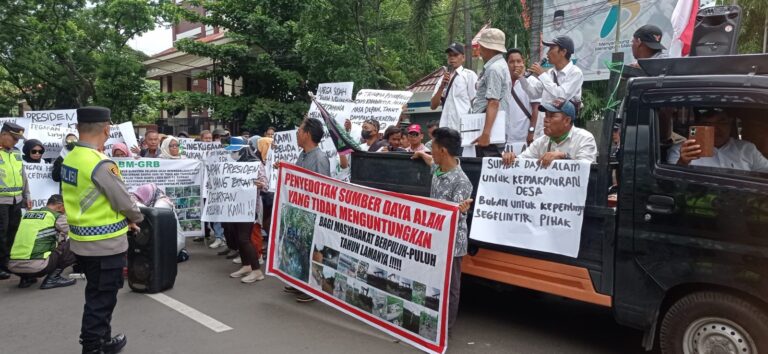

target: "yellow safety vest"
[61,146,128,241]
[0,149,24,197]
[9,208,58,260]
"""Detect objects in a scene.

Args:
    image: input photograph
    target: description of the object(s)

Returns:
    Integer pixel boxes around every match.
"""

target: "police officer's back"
[61,107,143,354]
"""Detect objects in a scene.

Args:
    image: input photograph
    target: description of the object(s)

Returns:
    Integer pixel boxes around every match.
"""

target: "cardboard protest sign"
[266,130,299,191]
[350,90,413,132]
[116,158,204,237]
[105,122,138,156]
[24,110,77,129]
[267,164,458,354]
[178,138,224,161]
[26,123,78,159]
[24,163,58,209]
[201,160,260,222]
[469,158,591,257]
[309,82,355,127]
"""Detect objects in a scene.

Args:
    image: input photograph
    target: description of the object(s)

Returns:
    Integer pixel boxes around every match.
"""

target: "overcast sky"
[128,24,173,56]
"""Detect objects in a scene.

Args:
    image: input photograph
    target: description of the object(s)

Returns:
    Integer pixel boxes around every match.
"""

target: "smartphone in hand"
[689,125,715,157]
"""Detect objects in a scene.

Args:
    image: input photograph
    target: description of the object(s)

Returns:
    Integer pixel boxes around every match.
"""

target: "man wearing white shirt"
[431,43,478,132]
[520,36,583,139]
[668,109,768,172]
[506,49,539,145]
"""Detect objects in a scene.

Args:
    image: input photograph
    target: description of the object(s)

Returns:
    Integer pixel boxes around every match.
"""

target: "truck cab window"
[655,105,768,179]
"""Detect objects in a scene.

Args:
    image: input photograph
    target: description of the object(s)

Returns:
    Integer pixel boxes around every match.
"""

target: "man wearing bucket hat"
[470,28,514,158]
[520,35,584,140]
[502,98,596,168]
[0,122,31,280]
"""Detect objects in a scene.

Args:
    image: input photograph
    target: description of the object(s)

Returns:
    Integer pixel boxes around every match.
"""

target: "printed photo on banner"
[116,158,204,237]
[469,157,591,258]
[201,159,261,223]
[267,163,458,354]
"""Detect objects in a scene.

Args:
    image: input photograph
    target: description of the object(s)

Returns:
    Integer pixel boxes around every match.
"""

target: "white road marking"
[146,293,233,333]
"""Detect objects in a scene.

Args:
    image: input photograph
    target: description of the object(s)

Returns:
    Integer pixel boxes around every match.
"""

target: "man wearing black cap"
[61,106,143,354]
[0,122,31,280]
[632,25,667,63]
[521,35,584,139]
[430,42,478,132]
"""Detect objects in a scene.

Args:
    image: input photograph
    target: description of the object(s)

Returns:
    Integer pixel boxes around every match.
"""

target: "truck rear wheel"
[660,291,768,354]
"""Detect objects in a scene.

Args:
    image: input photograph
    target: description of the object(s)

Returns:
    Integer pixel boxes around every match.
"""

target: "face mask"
[361,130,372,140]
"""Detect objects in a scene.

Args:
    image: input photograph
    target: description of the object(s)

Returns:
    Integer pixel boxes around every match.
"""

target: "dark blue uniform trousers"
[77,252,126,350]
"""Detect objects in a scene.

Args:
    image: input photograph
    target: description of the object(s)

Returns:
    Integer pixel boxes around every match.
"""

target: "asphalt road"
[0,242,645,354]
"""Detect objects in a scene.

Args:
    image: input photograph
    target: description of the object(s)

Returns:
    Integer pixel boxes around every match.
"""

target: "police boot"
[40,269,76,290]
[81,340,104,354]
[18,276,37,288]
[101,333,127,354]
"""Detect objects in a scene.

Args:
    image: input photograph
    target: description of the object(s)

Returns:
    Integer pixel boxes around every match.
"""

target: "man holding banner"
[0,123,31,280]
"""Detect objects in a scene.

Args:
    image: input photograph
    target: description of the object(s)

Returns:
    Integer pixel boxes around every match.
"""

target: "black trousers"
[0,202,23,270]
[77,252,126,350]
[15,241,77,278]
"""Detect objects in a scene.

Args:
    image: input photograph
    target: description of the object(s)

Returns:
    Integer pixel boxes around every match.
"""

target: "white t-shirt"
[434,66,478,132]
[507,80,534,144]
[667,138,768,173]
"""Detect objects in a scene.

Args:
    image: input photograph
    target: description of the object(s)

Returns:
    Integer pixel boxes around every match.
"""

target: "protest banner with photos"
[24,110,77,129]
[201,160,261,223]
[350,89,413,132]
[267,163,458,354]
[178,138,224,160]
[24,163,58,209]
[26,123,78,159]
[116,158,204,237]
[469,158,591,257]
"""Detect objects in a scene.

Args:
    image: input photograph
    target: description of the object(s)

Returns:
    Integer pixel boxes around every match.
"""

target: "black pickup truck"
[351,54,768,353]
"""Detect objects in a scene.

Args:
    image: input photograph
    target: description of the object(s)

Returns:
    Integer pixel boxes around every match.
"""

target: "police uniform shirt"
[68,142,144,257]
[0,146,30,205]
[7,213,69,274]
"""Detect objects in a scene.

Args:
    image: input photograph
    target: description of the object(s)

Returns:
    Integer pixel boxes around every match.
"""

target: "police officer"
[8,194,77,289]
[61,107,143,354]
[0,122,31,280]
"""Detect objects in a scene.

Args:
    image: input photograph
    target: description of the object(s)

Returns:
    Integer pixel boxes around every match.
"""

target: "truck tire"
[659,291,768,354]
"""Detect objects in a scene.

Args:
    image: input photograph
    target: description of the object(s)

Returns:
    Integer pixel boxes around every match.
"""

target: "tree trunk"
[529,0,543,63]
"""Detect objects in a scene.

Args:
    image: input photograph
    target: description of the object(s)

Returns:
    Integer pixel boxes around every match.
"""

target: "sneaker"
[229,267,252,278]
[209,238,225,249]
[283,286,302,294]
[217,248,230,256]
[232,256,242,264]
[192,237,204,243]
[69,273,86,280]
[296,293,316,303]
[241,270,265,283]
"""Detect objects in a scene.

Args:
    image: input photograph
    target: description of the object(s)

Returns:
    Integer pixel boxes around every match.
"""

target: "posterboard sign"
[542,0,675,81]
[24,110,77,129]
[267,130,299,191]
[201,160,260,222]
[267,164,458,354]
[459,112,506,147]
[116,158,204,237]
[309,82,355,125]
[178,139,224,160]
[469,158,591,257]
[105,122,139,156]
[26,123,78,159]
[24,163,58,209]
[350,90,413,132]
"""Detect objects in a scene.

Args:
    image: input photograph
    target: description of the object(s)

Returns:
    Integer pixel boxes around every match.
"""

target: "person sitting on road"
[502,98,597,167]
[8,194,77,289]
[668,108,768,172]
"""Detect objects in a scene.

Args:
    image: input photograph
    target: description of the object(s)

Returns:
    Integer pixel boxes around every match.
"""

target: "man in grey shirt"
[471,28,512,158]
[285,117,330,302]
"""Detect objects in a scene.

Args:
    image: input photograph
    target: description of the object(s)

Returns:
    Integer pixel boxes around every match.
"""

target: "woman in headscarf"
[159,135,183,159]
[131,183,188,262]
[22,139,45,163]
[111,143,131,158]
[51,133,78,183]
[224,138,268,284]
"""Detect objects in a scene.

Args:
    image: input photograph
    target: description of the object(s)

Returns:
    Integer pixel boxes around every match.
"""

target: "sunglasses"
[31,149,44,154]
[407,132,420,136]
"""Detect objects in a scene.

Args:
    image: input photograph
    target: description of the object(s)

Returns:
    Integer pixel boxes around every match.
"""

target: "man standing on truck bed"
[502,99,597,167]
[669,108,768,172]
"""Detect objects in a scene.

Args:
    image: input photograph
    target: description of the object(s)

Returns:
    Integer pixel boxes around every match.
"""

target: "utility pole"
[614,0,623,52]
[529,0,543,63]
[464,0,472,69]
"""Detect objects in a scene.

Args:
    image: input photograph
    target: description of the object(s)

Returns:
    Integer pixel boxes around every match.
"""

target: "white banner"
[178,138,224,161]
[105,122,138,156]
[116,158,204,237]
[469,158,590,257]
[267,164,457,354]
[309,82,356,127]
[24,110,77,129]
[350,89,413,132]
[24,163,58,209]
[26,123,78,159]
[542,0,677,81]
[201,160,261,222]
[267,130,299,191]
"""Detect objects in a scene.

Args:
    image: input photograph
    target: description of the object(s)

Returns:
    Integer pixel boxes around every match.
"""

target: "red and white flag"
[669,0,700,57]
